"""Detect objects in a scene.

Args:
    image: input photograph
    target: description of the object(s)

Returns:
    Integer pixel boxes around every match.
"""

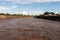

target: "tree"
[43,12,49,15]
[56,14,60,16]
[6,13,10,15]
[49,12,55,15]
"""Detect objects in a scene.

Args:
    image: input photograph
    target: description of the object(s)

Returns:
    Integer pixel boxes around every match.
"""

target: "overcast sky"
[0,0,60,15]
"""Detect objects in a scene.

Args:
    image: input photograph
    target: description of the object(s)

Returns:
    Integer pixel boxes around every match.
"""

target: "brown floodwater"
[0,17,60,40]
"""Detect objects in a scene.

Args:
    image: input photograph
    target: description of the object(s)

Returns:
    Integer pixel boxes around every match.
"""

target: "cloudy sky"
[0,0,60,15]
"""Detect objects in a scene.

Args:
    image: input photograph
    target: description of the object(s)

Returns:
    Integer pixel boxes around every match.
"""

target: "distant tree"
[49,12,55,15]
[12,14,17,16]
[6,13,10,15]
[44,12,49,15]
[56,14,60,16]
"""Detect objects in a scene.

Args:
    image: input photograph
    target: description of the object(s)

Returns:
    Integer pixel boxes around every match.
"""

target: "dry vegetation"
[0,15,7,19]
[0,15,32,20]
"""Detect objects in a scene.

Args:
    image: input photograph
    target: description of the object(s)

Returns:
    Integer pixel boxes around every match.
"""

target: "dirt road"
[0,17,60,40]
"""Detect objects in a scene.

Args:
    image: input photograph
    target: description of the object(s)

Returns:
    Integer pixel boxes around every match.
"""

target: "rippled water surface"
[0,17,60,40]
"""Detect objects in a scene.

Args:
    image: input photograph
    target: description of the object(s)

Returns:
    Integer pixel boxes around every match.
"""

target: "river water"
[0,17,60,40]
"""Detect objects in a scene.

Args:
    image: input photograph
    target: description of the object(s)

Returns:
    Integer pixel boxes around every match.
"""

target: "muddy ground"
[0,17,60,40]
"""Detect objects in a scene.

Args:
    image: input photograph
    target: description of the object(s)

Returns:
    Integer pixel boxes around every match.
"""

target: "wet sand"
[0,17,60,40]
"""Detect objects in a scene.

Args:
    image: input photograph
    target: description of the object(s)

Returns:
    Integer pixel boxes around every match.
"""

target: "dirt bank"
[0,15,32,20]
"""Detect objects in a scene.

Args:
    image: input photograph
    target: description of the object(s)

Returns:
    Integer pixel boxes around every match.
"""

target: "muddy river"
[0,17,60,40]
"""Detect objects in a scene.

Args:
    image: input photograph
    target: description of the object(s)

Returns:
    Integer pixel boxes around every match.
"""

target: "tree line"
[42,12,60,16]
[34,12,60,21]
[0,12,60,16]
